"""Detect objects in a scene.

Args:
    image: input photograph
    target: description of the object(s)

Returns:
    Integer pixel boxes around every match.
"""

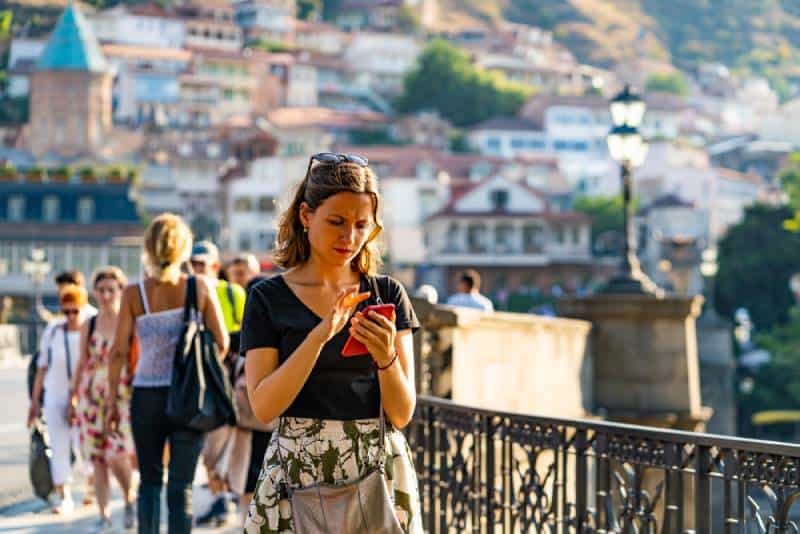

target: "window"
[572,226,581,245]
[7,195,24,221]
[416,161,434,181]
[486,137,501,152]
[238,231,252,251]
[495,224,514,253]
[489,189,509,211]
[466,223,488,253]
[43,195,59,222]
[77,196,94,224]
[234,197,252,212]
[258,196,276,213]
[511,138,526,149]
[522,224,544,253]
[555,226,565,244]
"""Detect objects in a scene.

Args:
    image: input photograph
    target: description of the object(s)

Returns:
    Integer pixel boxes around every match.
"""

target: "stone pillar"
[697,313,736,435]
[558,294,712,431]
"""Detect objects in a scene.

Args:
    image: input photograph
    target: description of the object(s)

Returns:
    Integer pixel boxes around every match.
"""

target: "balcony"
[408,395,800,532]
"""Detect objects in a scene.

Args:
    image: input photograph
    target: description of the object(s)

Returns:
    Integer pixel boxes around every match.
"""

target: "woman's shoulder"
[374,274,408,295]
[248,274,288,300]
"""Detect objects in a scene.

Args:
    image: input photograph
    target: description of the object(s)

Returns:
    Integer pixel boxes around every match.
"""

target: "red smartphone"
[341,303,396,357]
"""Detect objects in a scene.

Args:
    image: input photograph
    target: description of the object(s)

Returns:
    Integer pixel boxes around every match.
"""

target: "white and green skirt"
[244,417,423,534]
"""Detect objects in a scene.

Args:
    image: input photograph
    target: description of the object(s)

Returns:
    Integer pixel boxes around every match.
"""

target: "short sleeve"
[240,283,280,355]
[383,276,420,333]
[37,321,57,368]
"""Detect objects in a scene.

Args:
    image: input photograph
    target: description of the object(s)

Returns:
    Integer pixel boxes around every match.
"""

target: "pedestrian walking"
[241,152,423,533]
[106,213,229,534]
[27,284,88,515]
[188,240,249,527]
[69,266,136,532]
[445,269,495,311]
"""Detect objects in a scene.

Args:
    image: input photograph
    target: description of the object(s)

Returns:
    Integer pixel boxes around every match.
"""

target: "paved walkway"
[0,465,243,533]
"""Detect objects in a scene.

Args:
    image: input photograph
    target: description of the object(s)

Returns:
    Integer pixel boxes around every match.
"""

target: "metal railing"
[407,395,800,533]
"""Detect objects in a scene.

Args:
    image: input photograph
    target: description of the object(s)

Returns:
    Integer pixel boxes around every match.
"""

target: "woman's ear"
[299,202,312,229]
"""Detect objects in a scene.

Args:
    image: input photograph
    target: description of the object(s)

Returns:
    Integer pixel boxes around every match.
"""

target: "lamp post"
[600,85,659,295]
[22,248,51,322]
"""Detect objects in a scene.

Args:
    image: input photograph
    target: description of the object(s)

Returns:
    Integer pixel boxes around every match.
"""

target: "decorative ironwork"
[407,396,800,533]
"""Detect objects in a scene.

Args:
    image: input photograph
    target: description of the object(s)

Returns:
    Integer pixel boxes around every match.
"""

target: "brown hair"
[59,284,88,307]
[459,269,481,291]
[55,270,85,287]
[91,266,128,289]
[274,161,383,275]
[142,213,193,283]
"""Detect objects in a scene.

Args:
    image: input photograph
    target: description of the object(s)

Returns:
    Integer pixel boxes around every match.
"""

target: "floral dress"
[77,330,134,464]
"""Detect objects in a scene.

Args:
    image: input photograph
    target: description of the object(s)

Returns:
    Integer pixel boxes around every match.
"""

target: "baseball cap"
[190,240,220,264]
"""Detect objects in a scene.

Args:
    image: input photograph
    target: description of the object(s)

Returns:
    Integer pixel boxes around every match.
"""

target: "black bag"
[29,420,53,501]
[166,276,237,432]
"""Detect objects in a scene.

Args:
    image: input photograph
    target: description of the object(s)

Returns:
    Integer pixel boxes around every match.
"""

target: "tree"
[645,72,689,96]
[572,195,625,256]
[297,0,321,21]
[715,204,800,332]
[395,40,532,128]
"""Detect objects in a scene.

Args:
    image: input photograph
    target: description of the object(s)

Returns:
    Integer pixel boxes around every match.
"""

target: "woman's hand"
[105,398,120,436]
[311,288,369,344]
[26,401,40,428]
[350,309,397,367]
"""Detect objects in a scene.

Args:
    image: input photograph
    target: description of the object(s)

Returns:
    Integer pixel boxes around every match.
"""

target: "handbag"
[234,356,277,432]
[276,276,403,534]
[166,276,238,432]
[29,419,54,501]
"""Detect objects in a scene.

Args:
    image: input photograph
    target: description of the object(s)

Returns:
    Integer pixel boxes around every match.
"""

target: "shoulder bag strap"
[225,282,239,325]
[63,323,72,381]
[88,315,97,340]
[46,322,59,367]
[368,275,387,469]
[183,276,197,325]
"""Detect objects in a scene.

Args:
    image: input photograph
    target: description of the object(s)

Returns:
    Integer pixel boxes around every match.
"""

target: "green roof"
[36,3,107,72]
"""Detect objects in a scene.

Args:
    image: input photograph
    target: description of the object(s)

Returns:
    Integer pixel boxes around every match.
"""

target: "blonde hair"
[59,284,88,307]
[91,265,128,289]
[142,213,193,283]
[274,161,383,275]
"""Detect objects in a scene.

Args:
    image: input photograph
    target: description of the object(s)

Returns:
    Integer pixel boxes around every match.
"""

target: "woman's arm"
[350,309,416,428]
[106,286,136,432]
[70,321,90,399]
[198,276,229,359]
[27,366,46,427]
[376,330,416,428]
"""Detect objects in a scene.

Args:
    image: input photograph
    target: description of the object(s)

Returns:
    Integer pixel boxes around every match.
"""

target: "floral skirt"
[244,417,423,534]
[78,364,134,464]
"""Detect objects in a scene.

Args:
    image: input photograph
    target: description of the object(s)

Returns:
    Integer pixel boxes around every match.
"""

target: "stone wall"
[412,298,594,418]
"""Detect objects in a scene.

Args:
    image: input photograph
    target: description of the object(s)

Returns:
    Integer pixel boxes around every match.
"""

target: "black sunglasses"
[311,152,369,167]
[62,309,79,316]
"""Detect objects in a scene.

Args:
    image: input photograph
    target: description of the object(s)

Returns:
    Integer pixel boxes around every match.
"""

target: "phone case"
[341,303,396,357]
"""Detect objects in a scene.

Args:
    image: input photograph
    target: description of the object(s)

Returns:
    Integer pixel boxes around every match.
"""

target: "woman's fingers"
[342,291,370,308]
[366,311,395,331]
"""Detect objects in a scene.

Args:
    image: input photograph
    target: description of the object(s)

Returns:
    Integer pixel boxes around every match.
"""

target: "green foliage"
[395,6,421,33]
[297,0,321,21]
[645,72,688,96]
[743,308,800,438]
[247,38,294,53]
[0,96,28,125]
[0,10,13,41]
[779,155,800,231]
[572,195,625,255]
[449,131,472,153]
[715,204,800,332]
[395,40,531,128]
[348,128,403,146]
[51,165,71,177]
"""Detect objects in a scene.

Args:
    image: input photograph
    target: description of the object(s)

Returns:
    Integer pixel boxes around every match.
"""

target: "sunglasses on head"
[62,308,79,316]
[310,152,369,167]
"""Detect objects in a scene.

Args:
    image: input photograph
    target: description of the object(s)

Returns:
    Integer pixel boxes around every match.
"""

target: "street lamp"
[22,248,51,322]
[600,85,659,295]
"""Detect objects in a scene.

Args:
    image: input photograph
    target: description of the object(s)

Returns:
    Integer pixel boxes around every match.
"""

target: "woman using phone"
[242,153,423,533]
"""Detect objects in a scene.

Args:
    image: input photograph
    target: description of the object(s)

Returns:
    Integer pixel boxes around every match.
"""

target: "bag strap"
[225,282,239,325]
[138,280,150,315]
[62,323,72,381]
[88,315,97,340]
[183,276,199,325]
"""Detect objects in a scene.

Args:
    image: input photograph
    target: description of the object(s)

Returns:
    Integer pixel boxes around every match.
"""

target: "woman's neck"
[295,256,358,286]
[99,305,120,320]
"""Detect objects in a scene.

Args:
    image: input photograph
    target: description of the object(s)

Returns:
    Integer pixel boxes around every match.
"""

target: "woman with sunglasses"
[242,153,423,533]
[27,284,87,515]
[69,267,136,532]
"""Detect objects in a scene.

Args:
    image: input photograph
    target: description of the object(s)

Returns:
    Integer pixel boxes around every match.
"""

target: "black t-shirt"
[240,273,420,420]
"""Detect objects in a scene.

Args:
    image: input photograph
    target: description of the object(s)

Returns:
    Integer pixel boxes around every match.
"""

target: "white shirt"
[38,325,80,403]
[446,292,495,312]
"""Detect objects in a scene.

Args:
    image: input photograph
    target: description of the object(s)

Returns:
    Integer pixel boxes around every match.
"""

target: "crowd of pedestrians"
[24,151,425,533]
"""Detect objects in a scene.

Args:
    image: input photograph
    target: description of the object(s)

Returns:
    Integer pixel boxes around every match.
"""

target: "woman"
[27,284,87,515]
[242,153,423,533]
[69,267,135,532]
[106,213,229,534]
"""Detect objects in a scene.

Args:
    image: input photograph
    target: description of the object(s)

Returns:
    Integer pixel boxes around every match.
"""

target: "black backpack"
[166,276,237,432]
